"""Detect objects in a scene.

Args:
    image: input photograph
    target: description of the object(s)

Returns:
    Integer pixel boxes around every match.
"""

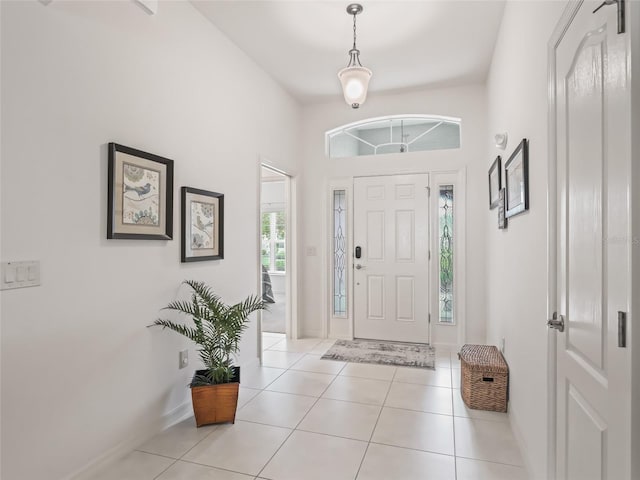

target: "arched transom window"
[325,114,461,158]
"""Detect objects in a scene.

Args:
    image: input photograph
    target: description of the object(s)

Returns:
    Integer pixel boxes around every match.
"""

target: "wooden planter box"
[191,367,240,427]
[458,345,508,413]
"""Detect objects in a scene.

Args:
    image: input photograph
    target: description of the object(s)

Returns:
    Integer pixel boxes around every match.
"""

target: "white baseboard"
[329,334,352,340]
[433,341,459,351]
[242,357,261,370]
[68,400,192,480]
[300,330,322,339]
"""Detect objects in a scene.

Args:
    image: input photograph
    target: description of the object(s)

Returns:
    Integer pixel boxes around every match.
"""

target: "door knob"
[355,264,365,270]
[547,312,565,332]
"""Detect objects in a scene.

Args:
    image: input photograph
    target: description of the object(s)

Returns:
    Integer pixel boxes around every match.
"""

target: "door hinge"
[592,0,625,34]
[428,314,431,324]
[428,250,431,260]
[618,311,627,348]
[426,186,431,197]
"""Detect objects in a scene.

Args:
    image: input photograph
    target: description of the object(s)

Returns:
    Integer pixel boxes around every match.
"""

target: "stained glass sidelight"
[333,190,347,317]
[439,185,454,323]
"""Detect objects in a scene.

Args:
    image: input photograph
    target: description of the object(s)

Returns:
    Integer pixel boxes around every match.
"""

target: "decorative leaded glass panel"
[439,185,454,323]
[333,190,347,317]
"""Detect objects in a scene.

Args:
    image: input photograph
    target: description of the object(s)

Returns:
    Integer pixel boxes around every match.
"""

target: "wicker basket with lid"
[458,344,508,413]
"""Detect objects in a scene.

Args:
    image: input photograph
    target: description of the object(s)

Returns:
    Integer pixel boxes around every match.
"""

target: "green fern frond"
[155,281,265,386]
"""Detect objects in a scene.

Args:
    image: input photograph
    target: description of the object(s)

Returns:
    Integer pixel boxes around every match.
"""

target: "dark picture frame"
[488,155,502,209]
[504,138,529,218]
[181,187,224,262]
[107,143,174,240]
[498,188,508,229]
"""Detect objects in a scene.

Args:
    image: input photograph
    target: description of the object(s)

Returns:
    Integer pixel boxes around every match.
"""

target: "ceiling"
[192,1,506,103]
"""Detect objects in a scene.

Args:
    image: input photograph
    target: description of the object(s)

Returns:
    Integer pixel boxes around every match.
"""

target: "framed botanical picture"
[181,187,224,262]
[488,155,502,209]
[505,138,529,218]
[107,143,174,240]
[498,188,508,229]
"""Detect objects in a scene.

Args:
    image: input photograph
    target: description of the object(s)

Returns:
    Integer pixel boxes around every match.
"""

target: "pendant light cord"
[353,13,357,50]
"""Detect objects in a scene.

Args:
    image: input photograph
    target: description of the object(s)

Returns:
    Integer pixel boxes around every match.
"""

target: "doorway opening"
[260,165,292,349]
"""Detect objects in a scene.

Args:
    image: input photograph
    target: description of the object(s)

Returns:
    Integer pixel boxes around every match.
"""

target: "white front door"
[553,1,631,478]
[353,174,430,343]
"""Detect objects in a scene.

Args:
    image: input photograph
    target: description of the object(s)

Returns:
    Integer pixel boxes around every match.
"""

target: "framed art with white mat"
[181,187,224,262]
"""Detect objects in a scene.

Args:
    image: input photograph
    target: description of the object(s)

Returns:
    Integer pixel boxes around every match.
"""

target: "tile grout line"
[177,457,275,478]
[173,345,281,472]
[254,357,344,479]
[353,366,398,480]
[451,350,459,480]
[152,457,180,480]
[143,341,518,480]
[158,344,516,479]
[449,453,527,469]
[367,439,455,458]
[177,424,221,461]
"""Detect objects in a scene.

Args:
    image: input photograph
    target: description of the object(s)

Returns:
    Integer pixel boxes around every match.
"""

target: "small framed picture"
[488,156,502,209]
[181,187,224,262]
[505,138,529,218]
[107,143,174,240]
[498,188,508,229]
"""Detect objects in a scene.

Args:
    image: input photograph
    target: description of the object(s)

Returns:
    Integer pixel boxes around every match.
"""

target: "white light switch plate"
[1,261,41,290]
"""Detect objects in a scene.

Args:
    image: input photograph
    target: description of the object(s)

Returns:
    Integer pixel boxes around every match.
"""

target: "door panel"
[366,211,385,261]
[354,174,429,343]
[367,276,385,319]
[554,2,631,478]
[396,276,415,321]
[566,28,606,372]
[395,210,415,261]
[566,384,605,480]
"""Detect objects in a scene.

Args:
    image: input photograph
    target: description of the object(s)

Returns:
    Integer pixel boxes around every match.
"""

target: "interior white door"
[553,2,631,478]
[353,174,430,343]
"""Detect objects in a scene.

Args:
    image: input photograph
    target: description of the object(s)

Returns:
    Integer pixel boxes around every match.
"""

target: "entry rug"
[321,339,436,370]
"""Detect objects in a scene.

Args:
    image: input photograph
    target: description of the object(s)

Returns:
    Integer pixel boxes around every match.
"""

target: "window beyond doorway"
[262,211,286,273]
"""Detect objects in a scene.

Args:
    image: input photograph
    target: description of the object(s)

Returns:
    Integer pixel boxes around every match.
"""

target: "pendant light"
[338,4,372,109]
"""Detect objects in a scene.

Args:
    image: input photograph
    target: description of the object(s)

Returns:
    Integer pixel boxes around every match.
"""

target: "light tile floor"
[91,333,527,480]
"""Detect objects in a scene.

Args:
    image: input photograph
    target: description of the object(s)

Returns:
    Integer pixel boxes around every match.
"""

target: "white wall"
[0,2,300,479]
[485,2,566,478]
[299,85,488,345]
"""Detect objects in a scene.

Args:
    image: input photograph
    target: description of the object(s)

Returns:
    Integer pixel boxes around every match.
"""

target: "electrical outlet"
[179,350,188,369]
[500,338,505,354]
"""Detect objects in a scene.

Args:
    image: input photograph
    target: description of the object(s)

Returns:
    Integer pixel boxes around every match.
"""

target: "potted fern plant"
[155,280,265,427]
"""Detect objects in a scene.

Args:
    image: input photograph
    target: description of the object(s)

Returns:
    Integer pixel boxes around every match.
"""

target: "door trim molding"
[325,169,466,347]
[430,169,467,348]
[631,3,640,477]
[326,178,354,340]
[547,2,591,478]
